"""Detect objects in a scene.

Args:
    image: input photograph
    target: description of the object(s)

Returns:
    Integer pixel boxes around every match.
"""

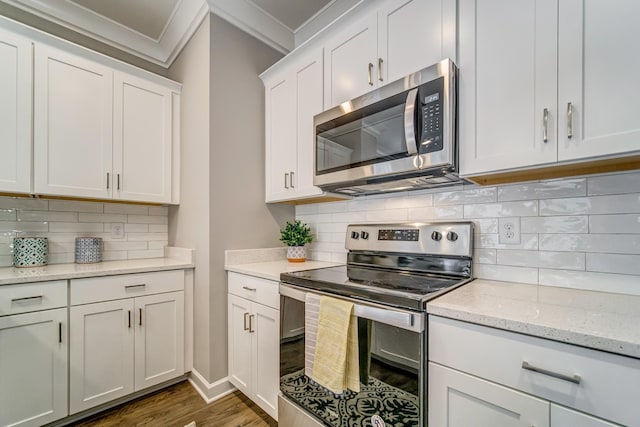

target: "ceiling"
[0,0,336,67]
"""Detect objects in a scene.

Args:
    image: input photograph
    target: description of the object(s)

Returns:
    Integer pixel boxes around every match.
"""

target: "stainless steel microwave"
[314,59,468,196]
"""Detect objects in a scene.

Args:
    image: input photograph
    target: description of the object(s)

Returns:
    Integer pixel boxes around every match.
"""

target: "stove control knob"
[447,231,459,242]
[351,231,360,240]
[431,231,442,241]
[361,231,369,240]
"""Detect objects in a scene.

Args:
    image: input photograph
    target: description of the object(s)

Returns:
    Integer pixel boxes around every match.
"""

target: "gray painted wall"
[169,13,293,385]
[208,13,293,381]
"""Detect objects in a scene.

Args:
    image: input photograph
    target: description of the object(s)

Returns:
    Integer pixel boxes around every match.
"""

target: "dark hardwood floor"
[71,381,277,427]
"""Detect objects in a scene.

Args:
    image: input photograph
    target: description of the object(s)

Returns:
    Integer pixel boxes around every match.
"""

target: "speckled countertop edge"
[427,279,640,359]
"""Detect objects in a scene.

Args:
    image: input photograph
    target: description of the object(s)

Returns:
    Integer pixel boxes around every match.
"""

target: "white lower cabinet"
[69,271,185,414]
[227,272,279,420]
[429,316,631,427]
[0,281,68,427]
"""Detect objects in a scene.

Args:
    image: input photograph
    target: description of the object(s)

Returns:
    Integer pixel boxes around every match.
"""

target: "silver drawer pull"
[522,361,581,385]
[11,295,43,303]
[542,108,549,143]
[125,284,146,290]
[242,286,257,291]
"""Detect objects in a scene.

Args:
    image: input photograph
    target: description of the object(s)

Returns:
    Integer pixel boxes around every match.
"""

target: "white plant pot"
[287,246,306,263]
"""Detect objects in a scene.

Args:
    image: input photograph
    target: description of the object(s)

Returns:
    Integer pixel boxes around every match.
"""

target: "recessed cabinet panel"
[324,13,378,108]
[459,0,558,176]
[69,299,135,414]
[0,28,31,194]
[228,293,253,395]
[558,0,640,161]
[34,44,113,199]
[114,72,172,203]
[0,308,68,427]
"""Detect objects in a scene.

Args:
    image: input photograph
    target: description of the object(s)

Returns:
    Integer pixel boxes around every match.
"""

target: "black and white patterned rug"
[281,369,419,427]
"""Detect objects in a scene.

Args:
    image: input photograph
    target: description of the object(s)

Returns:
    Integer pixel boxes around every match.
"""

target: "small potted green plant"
[280,220,313,263]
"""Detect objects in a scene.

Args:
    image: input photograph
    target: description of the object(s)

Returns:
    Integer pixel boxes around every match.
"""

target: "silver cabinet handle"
[128,310,131,328]
[242,286,257,291]
[378,58,383,82]
[107,172,110,189]
[125,284,146,290]
[567,102,573,139]
[249,314,255,333]
[543,108,549,143]
[284,173,289,189]
[403,88,419,155]
[117,174,121,190]
[290,171,295,188]
[11,295,43,303]
[522,361,581,384]
[368,62,374,86]
[243,312,250,331]
[139,308,143,326]
[59,322,63,343]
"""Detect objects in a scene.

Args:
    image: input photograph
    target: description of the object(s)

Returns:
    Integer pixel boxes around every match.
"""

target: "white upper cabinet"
[0,28,32,194]
[459,0,558,176]
[34,44,114,200]
[114,72,173,203]
[460,0,640,178]
[324,0,456,108]
[557,0,640,161]
[264,49,325,203]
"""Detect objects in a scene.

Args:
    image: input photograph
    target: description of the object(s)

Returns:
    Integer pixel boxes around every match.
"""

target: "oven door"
[279,283,425,427]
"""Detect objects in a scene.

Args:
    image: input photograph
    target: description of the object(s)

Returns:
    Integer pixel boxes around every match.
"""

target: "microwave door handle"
[404,88,419,155]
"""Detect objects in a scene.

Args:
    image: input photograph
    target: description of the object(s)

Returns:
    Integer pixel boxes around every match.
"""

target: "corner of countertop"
[225,247,287,266]
[164,246,195,264]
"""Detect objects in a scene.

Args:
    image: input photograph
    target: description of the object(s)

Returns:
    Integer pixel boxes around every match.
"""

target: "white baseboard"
[188,369,236,403]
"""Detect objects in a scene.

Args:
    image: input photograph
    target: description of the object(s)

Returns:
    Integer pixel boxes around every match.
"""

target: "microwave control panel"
[418,77,445,154]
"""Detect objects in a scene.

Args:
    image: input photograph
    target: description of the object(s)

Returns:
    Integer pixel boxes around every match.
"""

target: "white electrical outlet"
[111,222,125,239]
[498,217,521,244]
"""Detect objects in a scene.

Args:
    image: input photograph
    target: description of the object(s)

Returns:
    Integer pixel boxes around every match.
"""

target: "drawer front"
[0,280,67,316]
[429,315,640,427]
[228,272,279,309]
[71,270,184,305]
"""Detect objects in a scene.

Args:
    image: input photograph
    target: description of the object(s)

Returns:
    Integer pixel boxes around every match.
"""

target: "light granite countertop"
[427,279,640,359]
[226,260,341,281]
[0,247,194,285]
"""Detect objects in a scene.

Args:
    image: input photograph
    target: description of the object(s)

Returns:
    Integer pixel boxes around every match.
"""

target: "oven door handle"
[403,87,419,156]
[279,283,424,333]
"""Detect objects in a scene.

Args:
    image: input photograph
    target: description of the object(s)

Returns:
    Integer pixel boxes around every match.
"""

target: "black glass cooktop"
[280,265,471,311]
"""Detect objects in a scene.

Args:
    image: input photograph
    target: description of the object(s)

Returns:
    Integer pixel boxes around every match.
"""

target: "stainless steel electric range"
[278,222,474,427]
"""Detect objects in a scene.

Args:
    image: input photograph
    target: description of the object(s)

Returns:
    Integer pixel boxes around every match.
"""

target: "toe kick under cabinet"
[428,316,639,427]
[69,270,185,414]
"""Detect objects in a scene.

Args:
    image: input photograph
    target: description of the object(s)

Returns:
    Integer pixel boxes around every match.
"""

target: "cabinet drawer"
[429,316,640,427]
[71,270,184,305]
[0,280,67,315]
[228,272,279,309]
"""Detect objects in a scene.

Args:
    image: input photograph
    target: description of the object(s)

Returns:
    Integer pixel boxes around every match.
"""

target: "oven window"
[315,91,411,175]
[280,295,423,427]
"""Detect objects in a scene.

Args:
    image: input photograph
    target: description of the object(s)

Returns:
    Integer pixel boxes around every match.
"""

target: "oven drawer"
[429,315,640,427]
[0,280,67,315]
[228,272,279,309]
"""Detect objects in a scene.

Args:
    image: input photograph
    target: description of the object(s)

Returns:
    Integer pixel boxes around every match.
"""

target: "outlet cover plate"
[111,222,125,239]
[498,217,521,244]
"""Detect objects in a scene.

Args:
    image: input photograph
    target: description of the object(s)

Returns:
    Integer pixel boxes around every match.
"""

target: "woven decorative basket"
[13,237,48,268]
[75,237,103,264]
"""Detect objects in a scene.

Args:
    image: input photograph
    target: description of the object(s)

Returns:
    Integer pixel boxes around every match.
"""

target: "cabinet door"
[293,51,324,200]
[253,302,280,420]
[551,405,621,427]
[378,0,456,84]
[134,291,184,391]
[265,75,296,202]
[0,28,32,194]
[114,72,173,203]
[558,0,640,161]
[34,44,113,199]
[429,363,549,427]
[228,294,253,396]
[69,299,134,414]
[0,308,67,427]
[323,12,378,108]
[459,0,558,176]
